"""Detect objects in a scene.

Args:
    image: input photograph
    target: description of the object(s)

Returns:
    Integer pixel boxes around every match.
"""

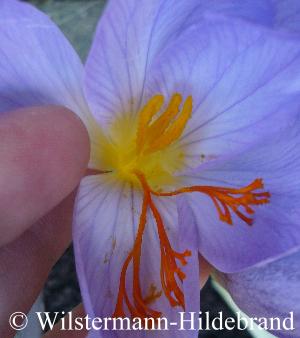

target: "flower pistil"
[108,94,270,319]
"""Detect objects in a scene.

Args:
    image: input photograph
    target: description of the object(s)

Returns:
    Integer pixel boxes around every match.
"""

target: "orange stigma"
[151,179,271,226]
[113,171,191,320]
[111,94,271,320]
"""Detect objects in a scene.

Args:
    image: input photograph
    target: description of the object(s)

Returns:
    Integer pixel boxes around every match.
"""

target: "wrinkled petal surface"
[217,249,300,337]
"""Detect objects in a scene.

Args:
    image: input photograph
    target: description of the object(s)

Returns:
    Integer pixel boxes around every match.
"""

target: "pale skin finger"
[0,105,212,336]
[0,192,77,338]
[0,106,90,337]
[0,105,90,247]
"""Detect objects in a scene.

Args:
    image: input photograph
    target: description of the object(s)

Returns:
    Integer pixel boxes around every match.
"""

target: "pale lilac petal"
[198,0,300,35]
[181,116,300,272]
[0,0,89,121]
[73,175,135,331]
[87,330,102,338]
[196,0,273,26]
[146,15,300,170]
[272,0,300,34]
[73,175,199,337]
[177,196,200,314]
[85,0,276,126]
[138,196,200,337]
[217,250,300,337]
[84,0,226,125]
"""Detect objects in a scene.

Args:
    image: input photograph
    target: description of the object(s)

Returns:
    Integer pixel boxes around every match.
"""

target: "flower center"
[98,93,191,190]
[96,93,270,321]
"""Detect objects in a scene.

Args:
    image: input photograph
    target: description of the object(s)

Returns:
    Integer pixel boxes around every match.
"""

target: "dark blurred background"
[25,1,252,337]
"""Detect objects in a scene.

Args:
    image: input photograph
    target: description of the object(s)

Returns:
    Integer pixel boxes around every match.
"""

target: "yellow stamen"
[136,94,164,154]
[101,93,271,320]
[113,171,270,320]
[144,96,193,154]
[145,93,183,145]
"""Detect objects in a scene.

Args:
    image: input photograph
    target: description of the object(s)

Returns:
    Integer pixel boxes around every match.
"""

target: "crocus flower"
[1,0,300,337]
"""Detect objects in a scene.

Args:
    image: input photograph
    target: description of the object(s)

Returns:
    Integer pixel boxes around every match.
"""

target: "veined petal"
[138,197,200,337]
[84,0,224,126]
[73,175,199,337]
[0,0,90,122]
[85,0,277,127]
[181,114,300,272]
[73,175,134,328]
[217,250,300,337]
[146,15,300,169]
[196,0,273,26]
[198,0,300,35]
[271,0,300,34]
[177,196,200,315]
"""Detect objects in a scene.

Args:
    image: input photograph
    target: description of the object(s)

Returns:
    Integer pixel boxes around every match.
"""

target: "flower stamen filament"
[109,93,271,319]
[136,93,193,156]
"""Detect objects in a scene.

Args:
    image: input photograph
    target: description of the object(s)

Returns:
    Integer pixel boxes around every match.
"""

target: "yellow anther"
[145,93,182,145]
[136,95,164,153]
[144,96,193,154]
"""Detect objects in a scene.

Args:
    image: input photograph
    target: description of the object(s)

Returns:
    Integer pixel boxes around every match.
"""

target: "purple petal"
[146,15,300,170]
[142,196,200,337]
[181,116,300,272]
[84,0,277,127]
[84,0,226,126]
[0,0,89,120]
[217,249,300,337]
[73,175,135,331]
[195,0,273,26]
[198,0,300,35]
[177,195,200,315]
[272,0,300,34]
[73,175,200,337]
